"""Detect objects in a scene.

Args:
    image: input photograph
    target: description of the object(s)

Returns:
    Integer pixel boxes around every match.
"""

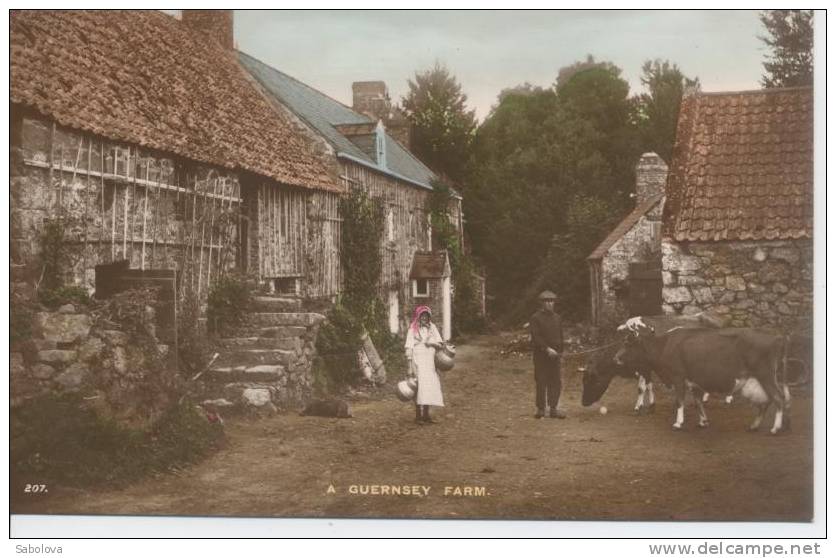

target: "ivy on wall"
[428,181,485,335]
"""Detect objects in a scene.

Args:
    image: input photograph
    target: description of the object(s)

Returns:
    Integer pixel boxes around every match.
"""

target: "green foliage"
[38,285,91,310]
[99,287,168,384]
[522,195,620,323]
[177,284,211,376]
[635,59,700,163]
[428,181,485,335]
[207,273,252,335]
[314,303,364,392]
[11,393,224,487]
[465,57,640,320]
[37,219,72,293]
[760,10,814,88]
[313,190,390,393]
[401,63,478,183]
[339,189,384,326]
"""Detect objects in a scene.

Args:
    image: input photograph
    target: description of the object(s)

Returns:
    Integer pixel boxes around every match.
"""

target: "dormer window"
[375,120,387,168]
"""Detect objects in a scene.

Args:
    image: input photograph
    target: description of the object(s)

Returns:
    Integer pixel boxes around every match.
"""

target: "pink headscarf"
[409,305,432,333]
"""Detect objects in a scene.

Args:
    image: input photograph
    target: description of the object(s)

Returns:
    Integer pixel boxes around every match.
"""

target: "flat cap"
[538,290,558,300]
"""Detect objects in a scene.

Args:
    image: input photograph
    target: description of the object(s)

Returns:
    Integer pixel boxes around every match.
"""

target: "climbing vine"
[428,180,486,335]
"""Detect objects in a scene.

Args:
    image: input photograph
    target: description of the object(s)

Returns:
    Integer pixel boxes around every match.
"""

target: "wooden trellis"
[24,126,242,299]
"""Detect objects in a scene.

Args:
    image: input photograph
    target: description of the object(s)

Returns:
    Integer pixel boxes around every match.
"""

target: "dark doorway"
[628,261,662,316]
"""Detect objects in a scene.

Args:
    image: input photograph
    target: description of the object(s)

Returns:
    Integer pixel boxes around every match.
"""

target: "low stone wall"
[11,298,175,428]
[661,238,813,331]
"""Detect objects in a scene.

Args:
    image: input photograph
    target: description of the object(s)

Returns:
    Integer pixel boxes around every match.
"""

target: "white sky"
[233,9,768,121]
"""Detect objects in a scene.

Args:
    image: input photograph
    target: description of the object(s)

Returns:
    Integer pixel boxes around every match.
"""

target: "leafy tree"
[759,10,814,88]
[464,58,640,321]
[636,59,699,162]
[401,63,478,183]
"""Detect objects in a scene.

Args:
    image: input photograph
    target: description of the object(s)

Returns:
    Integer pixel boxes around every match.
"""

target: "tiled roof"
[663,87,813,241]
[10,10,339,192]
[410,251,451,278]
[587,194,664,260]
[238,51,438,191]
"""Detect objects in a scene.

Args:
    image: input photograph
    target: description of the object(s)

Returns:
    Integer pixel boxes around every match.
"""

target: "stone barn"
[587,153,668,326]
[661,87,813,332]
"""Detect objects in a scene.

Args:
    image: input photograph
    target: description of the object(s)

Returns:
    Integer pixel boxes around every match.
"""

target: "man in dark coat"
[530,290,565,419]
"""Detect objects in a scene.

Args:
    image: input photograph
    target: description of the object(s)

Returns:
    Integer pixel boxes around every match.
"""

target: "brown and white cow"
[580,313,725,414]
[614,318,790,434]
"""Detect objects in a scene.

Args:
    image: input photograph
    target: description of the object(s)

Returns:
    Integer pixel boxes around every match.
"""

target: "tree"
[463,58,640,321]
[636,59,699,163]
[759,10,814,88]
[401,63,478,183]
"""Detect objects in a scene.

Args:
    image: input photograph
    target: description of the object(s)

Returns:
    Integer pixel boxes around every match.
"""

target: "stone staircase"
[199,296,326,415]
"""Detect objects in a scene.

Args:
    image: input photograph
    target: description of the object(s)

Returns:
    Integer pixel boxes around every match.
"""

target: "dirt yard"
[12,332,814,521]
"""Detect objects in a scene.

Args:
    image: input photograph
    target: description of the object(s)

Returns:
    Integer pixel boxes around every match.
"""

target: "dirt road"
[13,332,814,521]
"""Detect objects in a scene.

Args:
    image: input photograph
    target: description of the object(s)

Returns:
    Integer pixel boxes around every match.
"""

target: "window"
[413,278,429,298]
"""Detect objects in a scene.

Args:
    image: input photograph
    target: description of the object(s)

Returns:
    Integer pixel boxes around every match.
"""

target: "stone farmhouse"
[661,87,813,332]
[587,153,668,326]
[10,10,464,410]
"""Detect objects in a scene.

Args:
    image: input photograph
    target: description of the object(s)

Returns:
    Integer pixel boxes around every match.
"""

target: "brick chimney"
[351,81,411,150]
[181,10,234,50]
[635,152,668,204]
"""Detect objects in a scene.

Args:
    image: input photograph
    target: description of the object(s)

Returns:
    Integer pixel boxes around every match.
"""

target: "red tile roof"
[587,194,664,260]
[10,10,339,192]
[663,87,813,241]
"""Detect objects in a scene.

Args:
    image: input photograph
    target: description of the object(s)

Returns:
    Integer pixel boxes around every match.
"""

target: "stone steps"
[203,364,286,383]
[250,296,302,313]
[230,325,309,339]
[215,336,300,351]
[214,348,295,367]
[244,312,326,328]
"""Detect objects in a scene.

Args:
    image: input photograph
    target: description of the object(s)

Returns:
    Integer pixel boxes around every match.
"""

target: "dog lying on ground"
[299,399,353,418]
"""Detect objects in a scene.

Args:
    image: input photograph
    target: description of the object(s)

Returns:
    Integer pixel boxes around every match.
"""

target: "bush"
[177,285,212,376]
[11,393,224,487]
[38,285,91,310]
[314,303,364,392]
[207,273,251,335]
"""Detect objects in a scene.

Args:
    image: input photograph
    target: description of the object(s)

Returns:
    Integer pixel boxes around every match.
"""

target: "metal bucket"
[435,344,456,372]
[396,377,418,402]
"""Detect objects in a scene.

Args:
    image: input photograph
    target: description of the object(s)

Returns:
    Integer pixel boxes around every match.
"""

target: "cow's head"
[613,316,655,369]
[581,345,628,406]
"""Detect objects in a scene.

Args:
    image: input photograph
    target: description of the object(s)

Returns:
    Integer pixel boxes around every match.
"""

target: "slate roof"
[238,51,438,191]
[410,251,451,278]
[587,194,664,260]
[10,10,338,192]
[663,87,813,242]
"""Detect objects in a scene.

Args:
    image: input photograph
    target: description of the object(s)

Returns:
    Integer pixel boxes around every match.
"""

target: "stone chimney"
[181,10,234,50]
[352,81,411,150]
[635,152,668,204]
[352,81,390,119]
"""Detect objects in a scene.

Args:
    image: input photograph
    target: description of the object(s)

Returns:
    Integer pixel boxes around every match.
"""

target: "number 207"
[24,484,47,493]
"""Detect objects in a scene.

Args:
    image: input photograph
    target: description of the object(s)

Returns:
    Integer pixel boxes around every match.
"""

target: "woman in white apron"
[404,305,445,424]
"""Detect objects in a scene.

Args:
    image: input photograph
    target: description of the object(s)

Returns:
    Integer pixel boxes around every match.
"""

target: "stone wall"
[597,200,663,325]
[11,299,176,428]
[661,238,813,331]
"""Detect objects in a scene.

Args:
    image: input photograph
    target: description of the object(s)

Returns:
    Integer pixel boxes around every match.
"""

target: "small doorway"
[628,261,662,316]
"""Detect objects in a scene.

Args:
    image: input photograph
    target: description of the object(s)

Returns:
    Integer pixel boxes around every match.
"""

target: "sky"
[232,10,768,121]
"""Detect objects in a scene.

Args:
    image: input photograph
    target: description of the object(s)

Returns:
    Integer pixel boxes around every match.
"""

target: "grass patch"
[11,393,224,488]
